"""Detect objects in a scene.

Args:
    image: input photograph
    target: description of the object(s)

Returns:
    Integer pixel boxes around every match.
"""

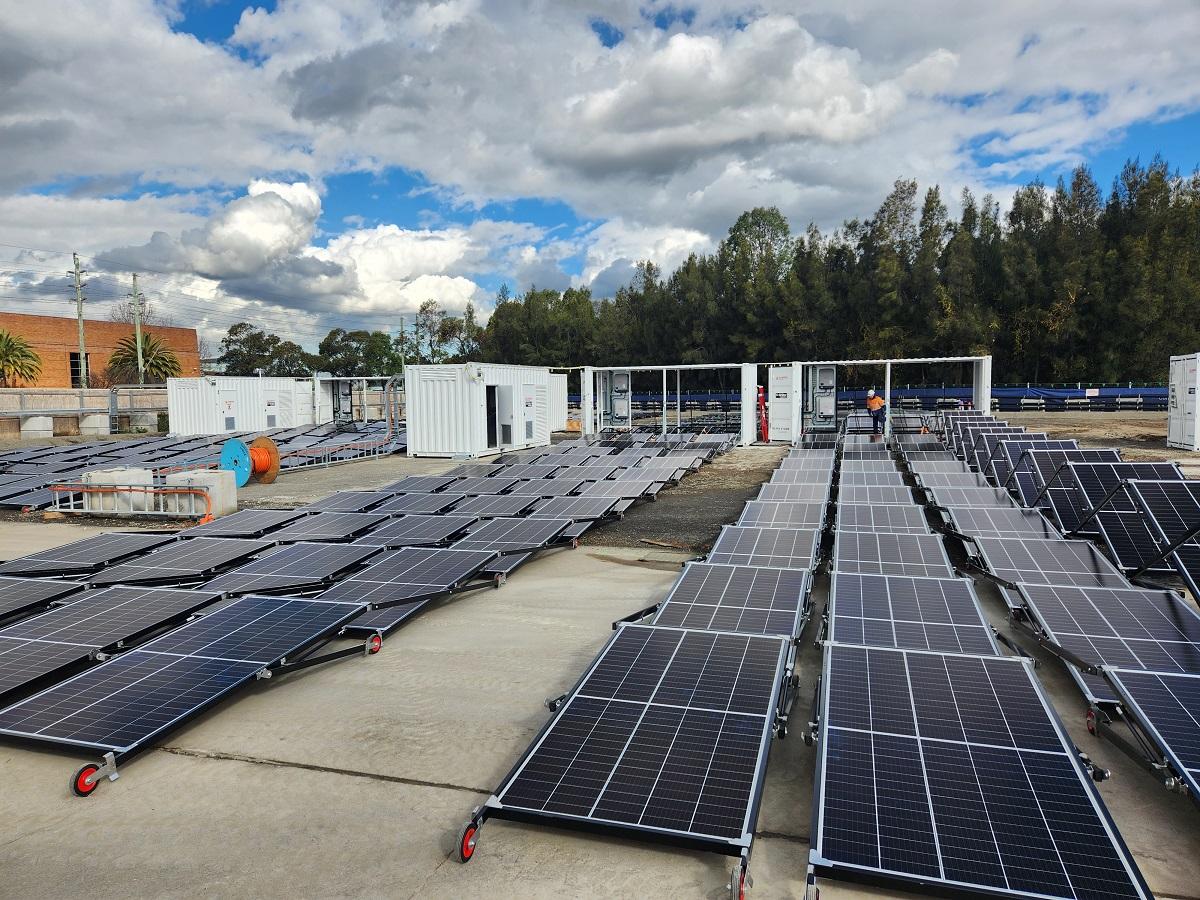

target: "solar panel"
[617,463,684,483]
[967,427,1028,472]
[779,457,835,471]
[0,577,84,622]
[841,448,890,459]
[0,596,364,754]
[445,464,505,478]
[907,460,969,475]
[494,464,564,480]
[812,644,1151,899]
[327,547,498,634]
[355,515,478,548]
[913,472,989,488]
[182,508,308,538]
[303,491,395,513]
[828,573,998,654]
[1106,669,1200,806]
[836,470,906,487]
[556,464,620,481]
[1016,583,1200,703]
[837,485,913,506]
[652,563,810,637]
[449,494,541,518]
[900,450,956,462]
[836,503,930,535]
[486,624,789,852]
[1,585,223,649]
[833,532,953,578]
[507,477,588,497]
[580,478,657,499]
[268,511,389,542]
[0,639,98,704]
[942,506,1061,540]
[450,518,569,557]
[707,525,820,569]
[770,468,837,485]
[0,532,178,577]
[925,485,1016,508]
[974,432,1046,481]
[445,476,521,495]
[377,475,459,494]
[1024,448,1123,531]
[201,542,379,595]
[997,439,1080,500]
[373,492,469,515]
[838,460,898,473]
[528,496,620,521]
[88,538,272,586]
[738,500,825,528]
[971,537,1130,588]
[1130,479,1200,596]
[1067,462,1183,571]
[756,483,830,502]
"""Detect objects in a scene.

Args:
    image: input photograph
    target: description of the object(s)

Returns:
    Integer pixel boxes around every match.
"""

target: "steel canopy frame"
[582,356,990,444]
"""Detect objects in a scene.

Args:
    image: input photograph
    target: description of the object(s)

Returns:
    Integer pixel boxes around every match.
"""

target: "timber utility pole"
[129,273,145,384]
[70,253,88,387]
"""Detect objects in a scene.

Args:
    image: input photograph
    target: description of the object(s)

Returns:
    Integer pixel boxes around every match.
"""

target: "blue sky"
[2,0,1198,346]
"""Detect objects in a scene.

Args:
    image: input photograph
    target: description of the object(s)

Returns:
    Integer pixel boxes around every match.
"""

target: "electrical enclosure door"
[611,370,631,429]
[486,385,499,448]
[1169,355,1198,451]
[768,366,796,442]
[495,384,515,446]
[805,365,837,432]
[219,389,238,432]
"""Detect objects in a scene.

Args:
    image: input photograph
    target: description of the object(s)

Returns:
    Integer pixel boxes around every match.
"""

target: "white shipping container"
[168,376,322,436]
[1169,353,1200,451]
[405,363,553,457]
[548,373,568,431]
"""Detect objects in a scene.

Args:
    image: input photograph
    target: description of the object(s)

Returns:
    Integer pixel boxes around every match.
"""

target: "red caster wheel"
[731,861,751,900]
[72,764,100,798]
[1086,709,1097,736]
[458,822,480,863]
[368,634,383,655]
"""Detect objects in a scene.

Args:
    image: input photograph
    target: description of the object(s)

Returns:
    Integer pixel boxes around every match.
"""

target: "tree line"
[221,158,1200,383]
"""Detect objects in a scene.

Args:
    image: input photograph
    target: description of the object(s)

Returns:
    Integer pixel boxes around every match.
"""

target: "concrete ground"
[0,447,1198,899]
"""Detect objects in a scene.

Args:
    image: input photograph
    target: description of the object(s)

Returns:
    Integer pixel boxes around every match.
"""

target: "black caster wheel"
[72,763,100,798]
[458,822,480,863]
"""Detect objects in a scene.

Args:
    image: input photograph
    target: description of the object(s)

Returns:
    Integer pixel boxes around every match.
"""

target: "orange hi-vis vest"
[866,395,885,412]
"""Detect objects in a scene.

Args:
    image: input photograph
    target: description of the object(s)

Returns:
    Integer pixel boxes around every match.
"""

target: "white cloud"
[2,0,1200,336]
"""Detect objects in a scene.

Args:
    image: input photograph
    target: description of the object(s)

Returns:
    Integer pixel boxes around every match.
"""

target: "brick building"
[0,311,200,387]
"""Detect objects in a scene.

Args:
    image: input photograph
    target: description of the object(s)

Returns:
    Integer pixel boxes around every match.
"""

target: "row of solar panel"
[0,421,409,510]
[922,414,1200,827]
[467,443,832,891]
[811,427,1153,899]
[0,429,737,791]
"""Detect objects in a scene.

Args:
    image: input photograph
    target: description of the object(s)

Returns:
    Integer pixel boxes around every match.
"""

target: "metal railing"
[49,481,213,520]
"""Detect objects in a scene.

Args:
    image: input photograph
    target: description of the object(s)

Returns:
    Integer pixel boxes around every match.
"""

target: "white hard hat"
[867,389,875,397]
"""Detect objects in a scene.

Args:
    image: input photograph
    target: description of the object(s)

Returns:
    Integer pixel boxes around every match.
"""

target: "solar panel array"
[472,436,818,880]
[918,411,1200,833]
[0,425,737,792]
[812,421,1153,898]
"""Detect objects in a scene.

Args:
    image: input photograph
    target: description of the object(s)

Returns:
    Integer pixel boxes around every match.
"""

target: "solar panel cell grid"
[493,624,788,845]
[829,573,998,654]
[528,497,619,521]
[652,563,810,637]
[0,532,178,576]
[813,643,1151,899]
[756,483,830,502]
[943,506,1061,540]
[1131,479,1200,595]
[1106,669,1200,803]
[706,525,819,570]
[738,500,825,528]
[201,542,380,596]
[448,494,541,518]
[374,493,469,515]
[354,515,478,547]
[269,512,390,542]
[303,491,394,513]
[88,538,273,586]
[0,578,84,621]
[836,503,930,535]
[833,532,953,579]
[972,537,1130,588]
[320,547,497,609]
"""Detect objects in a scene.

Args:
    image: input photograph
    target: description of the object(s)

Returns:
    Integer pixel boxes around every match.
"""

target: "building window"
[69,353,90,388]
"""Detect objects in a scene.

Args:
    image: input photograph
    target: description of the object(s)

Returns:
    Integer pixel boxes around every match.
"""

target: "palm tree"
[107,332,182,384]
[0,329,42,386]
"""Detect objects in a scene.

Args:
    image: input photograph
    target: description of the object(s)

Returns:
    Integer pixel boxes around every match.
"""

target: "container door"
[768,366,795,441]
[220,389,238,432]
[1186,357,1199,450]
[495,384,514,446]
[486,385,499,448]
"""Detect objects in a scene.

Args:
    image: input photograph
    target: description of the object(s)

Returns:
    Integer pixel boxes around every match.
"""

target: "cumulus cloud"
[2,0,1200,342]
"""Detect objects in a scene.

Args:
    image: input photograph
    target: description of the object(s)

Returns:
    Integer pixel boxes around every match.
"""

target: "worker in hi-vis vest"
[866,389,886,434]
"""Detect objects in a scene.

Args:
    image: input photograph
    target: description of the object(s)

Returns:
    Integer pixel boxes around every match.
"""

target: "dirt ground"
[581,444,787,551]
